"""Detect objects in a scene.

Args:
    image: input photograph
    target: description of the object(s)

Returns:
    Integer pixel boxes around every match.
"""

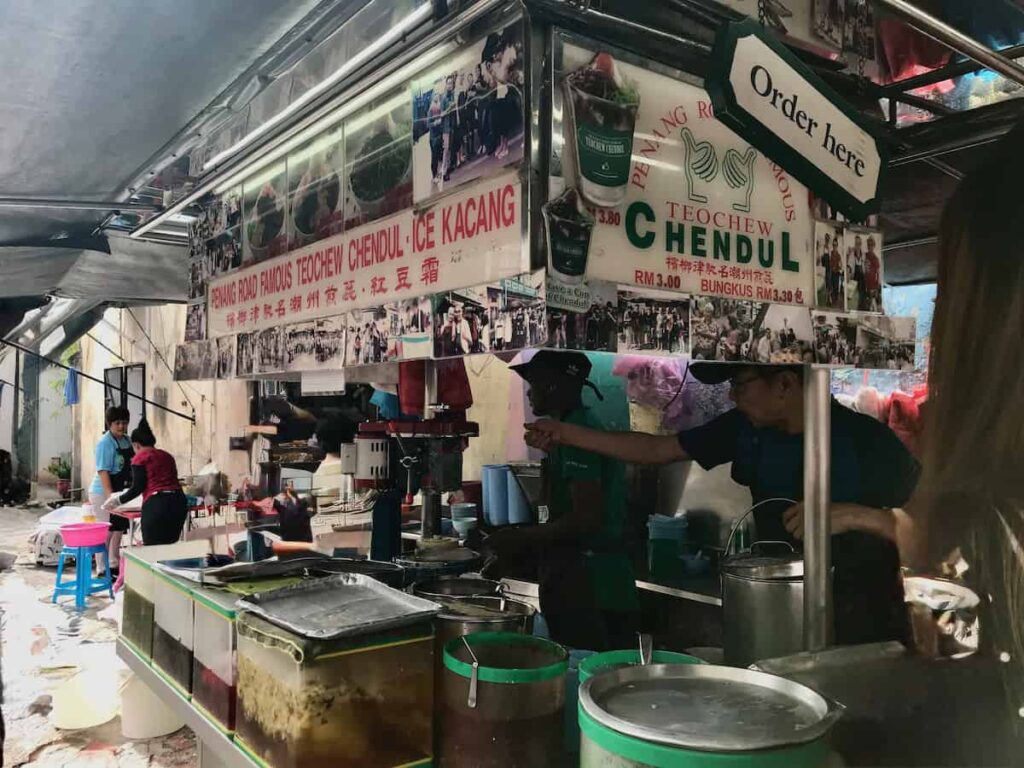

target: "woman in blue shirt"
[88,406,134,574]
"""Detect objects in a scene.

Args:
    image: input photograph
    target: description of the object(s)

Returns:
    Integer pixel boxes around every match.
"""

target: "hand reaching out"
[524,420,563,453]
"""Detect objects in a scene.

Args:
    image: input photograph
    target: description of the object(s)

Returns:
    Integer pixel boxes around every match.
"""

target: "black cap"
[688,362,747,385]
[510,350,603,400]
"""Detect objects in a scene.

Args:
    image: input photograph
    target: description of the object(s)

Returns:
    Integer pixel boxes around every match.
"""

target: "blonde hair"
[914,123,1024,720]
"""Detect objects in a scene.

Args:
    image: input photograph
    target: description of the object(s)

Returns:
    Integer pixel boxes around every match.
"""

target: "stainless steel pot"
[722,542,806,667]
[434,595,535,648]
[412,576,501,601]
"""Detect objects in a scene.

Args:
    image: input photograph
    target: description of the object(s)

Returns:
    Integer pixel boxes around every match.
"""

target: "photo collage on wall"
[813,312,916,370]
[187,189,243,333]
[690,298,815,364]
[432,271,546,359]
[412,20,525,203]
[814,220,885,313]
[812,0,876,59]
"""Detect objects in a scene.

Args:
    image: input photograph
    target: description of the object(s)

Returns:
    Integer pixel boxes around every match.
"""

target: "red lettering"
[697,101,714,119]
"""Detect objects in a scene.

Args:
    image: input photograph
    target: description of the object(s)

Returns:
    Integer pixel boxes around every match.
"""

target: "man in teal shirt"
[486,350,638,650]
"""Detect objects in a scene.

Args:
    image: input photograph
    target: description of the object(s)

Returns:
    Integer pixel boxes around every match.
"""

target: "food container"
[721,543,806,667]
[440,632,567,768]
[152,569,197,695]
[234,612,434,768]
[578,664,843,767]
[577,648,702,683]
[122,541,211,663]
[190,584,239,733]
[413,577,501,601]
[903,575,980,658]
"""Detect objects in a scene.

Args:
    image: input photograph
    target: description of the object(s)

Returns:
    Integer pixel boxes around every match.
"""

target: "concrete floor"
[1,506,198,767]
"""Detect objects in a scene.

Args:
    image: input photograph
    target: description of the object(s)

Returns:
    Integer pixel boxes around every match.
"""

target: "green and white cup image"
[564,52,640,208]
[544,187,595,286]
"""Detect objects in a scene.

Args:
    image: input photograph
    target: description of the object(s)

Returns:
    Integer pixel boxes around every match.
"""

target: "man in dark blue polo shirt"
[525,363,919,645]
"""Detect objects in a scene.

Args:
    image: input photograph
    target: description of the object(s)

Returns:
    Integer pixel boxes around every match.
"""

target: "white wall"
[78,306,252,493]
[0,353,15,456]
[36,365,72,483]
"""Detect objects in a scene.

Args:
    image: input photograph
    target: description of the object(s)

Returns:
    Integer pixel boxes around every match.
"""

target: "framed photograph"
[286,125,345,250]
[285,322,318,372]
[257,327,285,374]
[433,272,545,358]
[174,343,200,382]
[692,298,813,363]
[812,0,845,49]
[314,316,347,368]
[412,21,525,202]
[344,90,413,230]
[843,0,876,60]
[216,336,236,379]
[236,332,258,377]
[618,288,689,356]
[845,228,884,313]
[396,297,433,360]
[243,161,288,265]
[815,220,847,311]
[547,280,618,352]
[346,306,399,365]
[185,301,207,342]
[813,312,916,369]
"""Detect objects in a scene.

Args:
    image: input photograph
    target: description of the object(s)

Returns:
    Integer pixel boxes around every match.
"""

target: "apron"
[111,440,134,493]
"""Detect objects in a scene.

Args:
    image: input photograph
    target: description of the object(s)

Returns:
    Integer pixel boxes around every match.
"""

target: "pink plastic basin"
[61,522,110,547]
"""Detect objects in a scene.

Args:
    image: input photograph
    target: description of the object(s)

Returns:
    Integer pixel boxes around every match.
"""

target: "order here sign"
[706,20,887,221]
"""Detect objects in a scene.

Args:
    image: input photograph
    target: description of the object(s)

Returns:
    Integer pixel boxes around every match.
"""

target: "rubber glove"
[102,494,121,511]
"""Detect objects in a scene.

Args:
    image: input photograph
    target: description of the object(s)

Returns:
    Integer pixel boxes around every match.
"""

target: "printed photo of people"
[174,341,217,381]
[346,306,398,366]
[813,0,845,48]
[845,229,884,313]
[397,297,433,360]
[815,221,847,311]
[285,322,318,372]
[344,90,413,230]
[412,22,524,202]
[216,335,236,380]
[490,273,546,352]
[188,190,243,297]
[243,162,288,265]
[692,299,813,363]
[185,301,207,342]
[619,289,690,356]
[813,312,916,370]
[314,316,347,368]
[236,332,258,377]
[547,281,618,352]
[257,327,285,374]
[287,125,345,250]
[842,0,876,60]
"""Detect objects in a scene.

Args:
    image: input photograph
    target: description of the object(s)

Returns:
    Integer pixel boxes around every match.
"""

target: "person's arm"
[97,470,114,497]
[118,465,148,505]
[95,437,116,496]
[782,501,912,544]
[525,420,686,465]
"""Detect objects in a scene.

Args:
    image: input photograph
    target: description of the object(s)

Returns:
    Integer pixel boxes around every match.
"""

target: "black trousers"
[141,491,188,545]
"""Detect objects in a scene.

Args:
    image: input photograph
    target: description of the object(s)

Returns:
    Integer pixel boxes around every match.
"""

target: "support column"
[803,367,831,651]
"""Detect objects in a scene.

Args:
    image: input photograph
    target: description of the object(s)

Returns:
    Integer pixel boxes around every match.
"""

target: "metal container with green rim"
[579,664,843,768]
[577,648,702,683]
[440,631,568,768]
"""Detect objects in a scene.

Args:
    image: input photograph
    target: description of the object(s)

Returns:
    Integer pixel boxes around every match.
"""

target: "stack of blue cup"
[482,464,510,526]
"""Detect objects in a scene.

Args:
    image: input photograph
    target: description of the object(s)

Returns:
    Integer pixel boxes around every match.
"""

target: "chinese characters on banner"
[206,171,524,337]
[556,42,815,307]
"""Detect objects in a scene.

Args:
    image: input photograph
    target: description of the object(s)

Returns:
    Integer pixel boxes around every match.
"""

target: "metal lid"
[579,664,843,752]
[722,542,803,580]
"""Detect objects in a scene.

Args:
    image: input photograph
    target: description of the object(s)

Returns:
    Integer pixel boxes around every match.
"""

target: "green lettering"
[758,239,774,269]
[665,221,686,254]
[781,232,798,272]
[691,226,707,258]
[736,235,753,264]
[626,202,656,249]
[713,231,730,261]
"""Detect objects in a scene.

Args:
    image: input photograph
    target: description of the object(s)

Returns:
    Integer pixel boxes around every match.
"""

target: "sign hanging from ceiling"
[706,20,887,221]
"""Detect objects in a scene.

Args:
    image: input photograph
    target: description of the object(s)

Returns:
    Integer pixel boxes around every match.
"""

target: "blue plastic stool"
[52,544,114,609]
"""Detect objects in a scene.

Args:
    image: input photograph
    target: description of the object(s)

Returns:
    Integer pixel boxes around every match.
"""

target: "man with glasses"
[524,362,919,646]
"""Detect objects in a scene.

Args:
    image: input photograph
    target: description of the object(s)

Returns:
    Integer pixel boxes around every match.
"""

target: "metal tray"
[237,573,441,640]
[579,663,844,752]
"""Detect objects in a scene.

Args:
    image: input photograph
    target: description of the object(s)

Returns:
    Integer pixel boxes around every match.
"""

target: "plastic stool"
[52,544,114,609]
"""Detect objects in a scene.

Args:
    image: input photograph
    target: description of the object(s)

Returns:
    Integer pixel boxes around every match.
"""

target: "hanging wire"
[124,307,205,411]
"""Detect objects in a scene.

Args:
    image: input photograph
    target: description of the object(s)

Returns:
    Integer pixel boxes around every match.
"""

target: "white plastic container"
[152,570,197,696]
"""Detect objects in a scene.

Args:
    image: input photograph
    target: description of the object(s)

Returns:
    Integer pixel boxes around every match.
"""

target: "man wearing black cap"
[526,362,919,646]
[489,350,638,650]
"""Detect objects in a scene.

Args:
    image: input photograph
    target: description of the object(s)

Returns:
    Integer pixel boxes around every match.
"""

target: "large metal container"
[721,544,805,667]
[439,632,567,768]
[578,664,843,768]
[413,577,501,601]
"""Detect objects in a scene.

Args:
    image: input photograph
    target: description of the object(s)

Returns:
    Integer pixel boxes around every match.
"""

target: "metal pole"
[803,367,832,651]
[872,0,1024,87]
[0,197,160,212]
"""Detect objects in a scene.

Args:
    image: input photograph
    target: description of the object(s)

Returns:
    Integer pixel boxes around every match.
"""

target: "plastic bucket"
[60,522,110,547]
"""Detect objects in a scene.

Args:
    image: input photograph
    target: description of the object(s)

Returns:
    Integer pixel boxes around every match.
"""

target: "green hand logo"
[722,147,758,213]
[681,126,719,203]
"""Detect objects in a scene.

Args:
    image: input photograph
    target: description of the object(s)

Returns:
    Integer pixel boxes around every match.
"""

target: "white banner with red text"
[207,172,525,337]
